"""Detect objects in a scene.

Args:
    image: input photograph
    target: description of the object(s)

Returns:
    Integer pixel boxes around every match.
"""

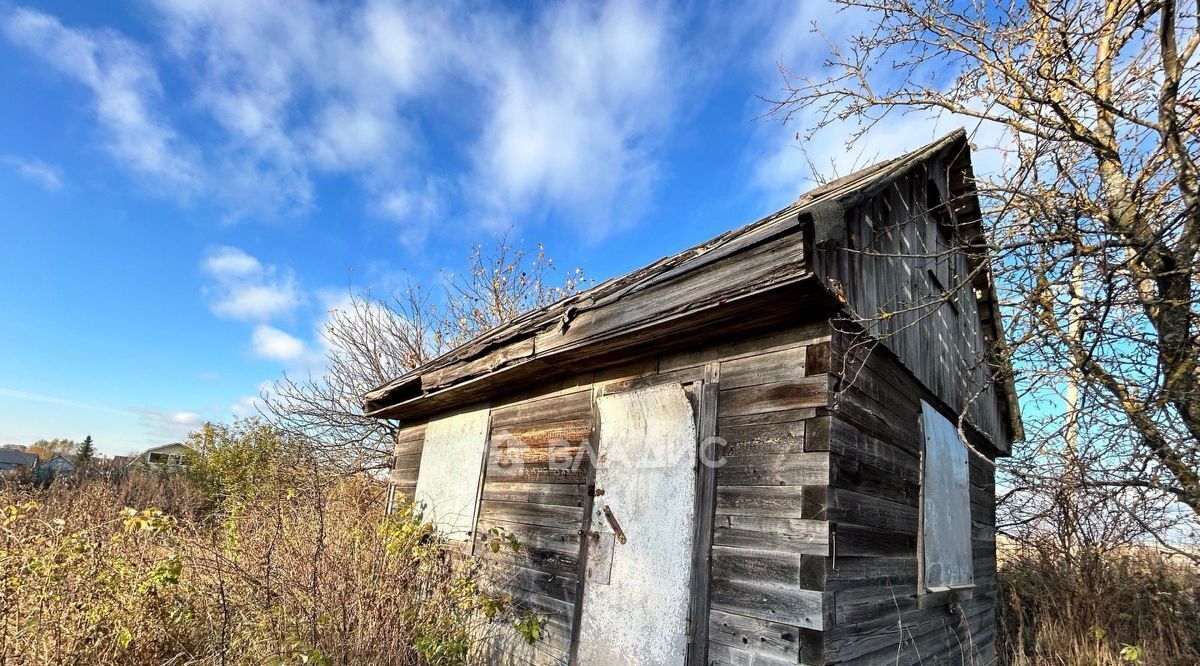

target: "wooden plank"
[827,417,920,479]
[718,408,817,428]
[719,376,828,417]
[827,488,918,532]
[539,233,809,356]
[599,365,703,395]
[389,467,419,486]
[477,500,584,529]
[686,363,719,666]
[566,386,600,665]
[719,346,807,390]
[479,561,578,604]
[826,555,917,591]
[710,578,826,630]
[829,453,919,505]
[716,485,805,518]
[711,547,803,586]
[484,461,588,485]
[707,640,800,666]
[718,452,830,487]
[713,516,830,556]
[834,525,917,558]
[480,481,585,507]
[422,337,536,391]
[659,322,828,373]
[805,341,831,376]
[475,519,582,556]
[718,420,806,457]
[481,543,579,578]
[708,609,809,663]
[490,390,593,430]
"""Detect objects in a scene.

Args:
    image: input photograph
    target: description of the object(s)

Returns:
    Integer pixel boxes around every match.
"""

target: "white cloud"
[145,0,447,220]
[251,324,307,361]
[201,245,301,321]
[4,1,694,241]
[469,1,676,237]
[2,7,200,190]
[132,407,203,441]
[1,155,64,191]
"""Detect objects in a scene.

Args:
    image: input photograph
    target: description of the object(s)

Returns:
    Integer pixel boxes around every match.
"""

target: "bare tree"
[262,237,586,472]
[767,0,1200,534]
[440,234,587,346]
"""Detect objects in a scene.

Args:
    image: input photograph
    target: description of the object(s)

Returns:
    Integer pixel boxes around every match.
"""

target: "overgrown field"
[2,468,1198,665]
[0,469,532,665]
[996,540,1200,665]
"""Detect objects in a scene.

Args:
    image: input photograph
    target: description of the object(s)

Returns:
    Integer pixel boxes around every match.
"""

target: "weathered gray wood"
[490,390,592,430]
[711,547,804,586]
[716,485,806,518]
[718,421,806,457]
[826,488,919,532]
[713,516,830,555]
[686,364,719,666]
[718,407,817,428]
[480,481,585,507]
[708,608,807,662]
[599,365,704,396]
[710,578,827,630]
[477,501,584,530]
[718,452,830,487]
[707,639,803,666]
[660,322,829,373]
[719,346,807,390]
[719,376,829,417]
[475,519,581,556]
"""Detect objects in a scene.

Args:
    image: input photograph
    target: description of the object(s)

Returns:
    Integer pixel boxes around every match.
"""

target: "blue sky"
[0,1,973,455]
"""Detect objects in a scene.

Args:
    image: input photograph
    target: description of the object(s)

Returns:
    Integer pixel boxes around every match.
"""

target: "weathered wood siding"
[813,161,1012,450]
[388,422,426,505]
[655,324,833,666]
[477,379,595,665]
[822,330,998,664]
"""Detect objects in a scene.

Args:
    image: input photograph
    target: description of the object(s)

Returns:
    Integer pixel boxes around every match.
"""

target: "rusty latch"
[602,505,627,545]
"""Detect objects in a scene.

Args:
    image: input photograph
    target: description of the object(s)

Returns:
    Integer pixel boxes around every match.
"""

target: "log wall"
[821,330,998,664]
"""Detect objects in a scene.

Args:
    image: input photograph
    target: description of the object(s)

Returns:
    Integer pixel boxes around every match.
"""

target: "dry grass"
[0,471,530,665]
[997,538,1200,665]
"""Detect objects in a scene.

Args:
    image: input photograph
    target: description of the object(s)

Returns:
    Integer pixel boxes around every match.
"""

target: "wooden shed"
[364,130,1020,665]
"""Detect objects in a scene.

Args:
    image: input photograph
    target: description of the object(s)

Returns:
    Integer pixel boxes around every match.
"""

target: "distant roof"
[0,449,37,467]
[137,442,194,454]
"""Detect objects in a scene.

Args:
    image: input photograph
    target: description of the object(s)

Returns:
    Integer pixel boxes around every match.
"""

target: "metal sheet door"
[576,383,698,665]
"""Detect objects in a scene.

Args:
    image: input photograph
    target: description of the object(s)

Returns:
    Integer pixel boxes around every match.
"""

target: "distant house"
[42,454,75,478]
[133,442,195,469]
[0,448,38,473]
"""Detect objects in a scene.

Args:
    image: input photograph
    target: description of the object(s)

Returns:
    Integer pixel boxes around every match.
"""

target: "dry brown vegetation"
[996,539,1200,665]
[0,466,535,665]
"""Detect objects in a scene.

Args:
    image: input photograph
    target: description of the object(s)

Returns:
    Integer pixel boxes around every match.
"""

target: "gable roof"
[363,130,1021,441]
[0,449,38,467]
